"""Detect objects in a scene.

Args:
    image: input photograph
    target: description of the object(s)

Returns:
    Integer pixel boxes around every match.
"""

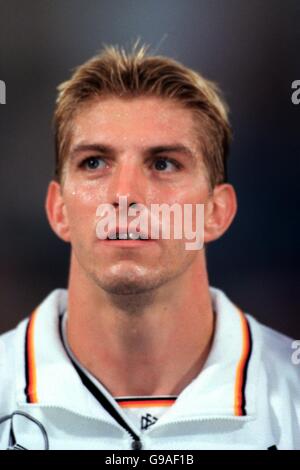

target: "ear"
[204,183,237,243]
[45,180,71,242]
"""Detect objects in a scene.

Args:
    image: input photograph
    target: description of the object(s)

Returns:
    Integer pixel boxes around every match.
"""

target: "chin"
[100,272,160,295]
[92,266,167,296]
[102,280,153,296]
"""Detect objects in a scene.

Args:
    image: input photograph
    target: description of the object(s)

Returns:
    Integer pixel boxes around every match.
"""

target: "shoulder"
[0,325,23,371]
[247,315,299,406]
[0,323,26,411]
[248,315,298,372]
[0,289,67,411]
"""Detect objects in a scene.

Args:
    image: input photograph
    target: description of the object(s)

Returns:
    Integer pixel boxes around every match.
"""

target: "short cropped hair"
[54,44,231,188]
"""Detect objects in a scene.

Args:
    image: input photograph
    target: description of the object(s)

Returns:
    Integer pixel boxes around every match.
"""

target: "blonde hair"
[54,44,231,187]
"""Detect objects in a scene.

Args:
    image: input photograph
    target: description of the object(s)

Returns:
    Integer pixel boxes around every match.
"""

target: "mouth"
[106,227,150,241]
[97,228,157,249]
[107,232,149,240]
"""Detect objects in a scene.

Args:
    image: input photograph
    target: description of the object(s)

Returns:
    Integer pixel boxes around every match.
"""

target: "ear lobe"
[204,184,237,243]
[45,180,71,242]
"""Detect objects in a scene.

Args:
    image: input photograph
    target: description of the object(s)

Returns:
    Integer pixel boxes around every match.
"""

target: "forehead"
[70,96,199,150]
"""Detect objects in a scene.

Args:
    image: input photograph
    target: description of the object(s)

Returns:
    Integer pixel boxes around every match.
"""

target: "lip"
[106,226,151,240]
[98,238,157,248]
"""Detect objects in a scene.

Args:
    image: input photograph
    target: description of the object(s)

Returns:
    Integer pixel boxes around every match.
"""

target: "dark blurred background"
[0,0,299,336]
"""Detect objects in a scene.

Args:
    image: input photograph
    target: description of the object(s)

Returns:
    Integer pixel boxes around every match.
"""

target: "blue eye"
[82,157,106,170]
[154,158,178,172]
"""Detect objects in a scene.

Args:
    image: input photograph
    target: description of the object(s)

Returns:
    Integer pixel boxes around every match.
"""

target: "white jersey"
[0,287,299,450]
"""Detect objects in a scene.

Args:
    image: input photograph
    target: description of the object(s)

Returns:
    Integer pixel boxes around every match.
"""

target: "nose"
[108,159,146,209]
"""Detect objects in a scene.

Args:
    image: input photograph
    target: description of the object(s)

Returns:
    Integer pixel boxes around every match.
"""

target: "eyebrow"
[69,143,114,160]
[146,145,196,162]
[69,142,196,163]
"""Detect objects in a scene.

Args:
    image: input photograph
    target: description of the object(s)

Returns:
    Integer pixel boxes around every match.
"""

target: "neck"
[66,254,214,397]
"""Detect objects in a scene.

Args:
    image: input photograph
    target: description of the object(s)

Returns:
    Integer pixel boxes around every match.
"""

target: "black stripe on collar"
[58,314,140,442]
[241,317,253,416]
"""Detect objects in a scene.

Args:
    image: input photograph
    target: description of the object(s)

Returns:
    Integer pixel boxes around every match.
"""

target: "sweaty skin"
[46,96,237,396]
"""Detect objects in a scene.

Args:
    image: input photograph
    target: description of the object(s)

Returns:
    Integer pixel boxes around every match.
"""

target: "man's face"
[59,96,212,295]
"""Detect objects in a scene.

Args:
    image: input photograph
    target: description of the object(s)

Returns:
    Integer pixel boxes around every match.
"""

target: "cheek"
[65,175,113,211]
[157,187,207,246]
[156,185,208,206]
[64,177,108,203]
[64,185,105,235]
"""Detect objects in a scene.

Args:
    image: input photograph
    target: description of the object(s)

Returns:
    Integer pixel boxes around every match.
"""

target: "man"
[0,45,299,450]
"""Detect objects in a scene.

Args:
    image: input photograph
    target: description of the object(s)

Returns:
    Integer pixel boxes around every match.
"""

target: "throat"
[108,289,156,316]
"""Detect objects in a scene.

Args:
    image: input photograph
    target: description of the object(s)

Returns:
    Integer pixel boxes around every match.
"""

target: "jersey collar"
[15,287,260,423]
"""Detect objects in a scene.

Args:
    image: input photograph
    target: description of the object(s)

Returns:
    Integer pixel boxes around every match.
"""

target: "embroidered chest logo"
[141,413,158,430]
